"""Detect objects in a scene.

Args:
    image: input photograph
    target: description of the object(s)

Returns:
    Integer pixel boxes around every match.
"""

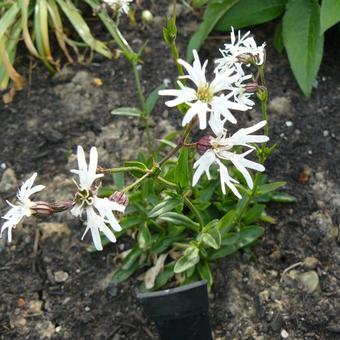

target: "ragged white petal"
[192,150,216,186]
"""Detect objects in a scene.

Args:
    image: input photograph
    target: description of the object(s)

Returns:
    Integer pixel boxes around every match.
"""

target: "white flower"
[215,27,266,73]
[1,173,45,242]
[71,146,125,251]
[103,0,132,14]
[159,50,245,131]
[193,121,269,198]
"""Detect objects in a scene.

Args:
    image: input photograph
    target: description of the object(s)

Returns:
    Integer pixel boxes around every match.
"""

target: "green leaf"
[112,262,143,285]
[204,226,221,249]
[192,0,209,7]
[243,204,265,224]
[55,0,112,59]
[282,0,324,96]
[186,0,240,61]
[159,212,199,231]
[209,226,264,260]
[148,198,182,218]
[156,138,177,149]
[111,107,143,117]
[124,160,148,178]
[150,235,183,254]
[120,215,146,229]
[320,0,340,34]
[271,192,297,203]
[97,186,114,197]
[209,234,239,260]
[215,0,287,31]
[257,181,286,194]
[145,84,166,116]
[238,225,265,248]
[0,3,20,42]
[174,247,200,273]
[113,172,124,190]
[273,21,284,53]
[174,148,191,188]
[121,246,144,270]
[202,232,219,250]
[197,260,213,289]
[137,223,152,249]
[219,210,236,234]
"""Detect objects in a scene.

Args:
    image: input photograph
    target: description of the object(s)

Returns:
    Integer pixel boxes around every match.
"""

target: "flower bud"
[244,82,259,93]
[31,200,75,217]
[141,10,154,24]
[110,191,129,207]
[196,135,212,155]
[51,200,75,212]
[31,201,54,217]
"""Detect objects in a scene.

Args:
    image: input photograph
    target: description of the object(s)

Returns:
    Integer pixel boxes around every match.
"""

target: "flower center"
[75,188,94,206]
[197,84,213,103]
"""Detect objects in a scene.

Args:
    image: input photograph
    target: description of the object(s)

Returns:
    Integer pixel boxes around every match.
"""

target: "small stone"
[52,67,75,83]
[39,222,71,240]
[0,168,18,194]
[303,257,319,270]
[323,130,329,137]
[54,271,69,283]
[167,4,184,17]
[268,97,291,115]
[85,306,90,312]
[42,127,63,143]
[107,284,118,297]
[298,271,319,293]
[281,329,289,338]
[28,300,43,314]
[308,150,313,155]
[0,163,6,169]
[259,290,270,302]
[285,121,293,127]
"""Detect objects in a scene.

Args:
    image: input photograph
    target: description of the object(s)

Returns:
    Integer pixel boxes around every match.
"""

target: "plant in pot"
[0,3,295,339]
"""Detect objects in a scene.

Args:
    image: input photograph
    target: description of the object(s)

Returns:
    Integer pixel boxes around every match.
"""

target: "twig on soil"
[280,261,303,283]
[106,325,121,340]
[32,223,41,273]
[142,326,155,339]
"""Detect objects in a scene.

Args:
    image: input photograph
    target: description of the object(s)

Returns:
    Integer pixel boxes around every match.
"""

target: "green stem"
[122,172,150,193]
[156,176,179,189]
[132,60,145,110]
[183,195,204,228]
[98,166,147,174]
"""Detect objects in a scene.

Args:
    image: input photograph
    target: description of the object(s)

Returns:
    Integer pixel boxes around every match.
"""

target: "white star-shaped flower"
[159,50,246,131]
[215,27,266,74]
[1,173,45,242]
[193,121,269,198]
[103,0,133,14]
[71,146,126,251]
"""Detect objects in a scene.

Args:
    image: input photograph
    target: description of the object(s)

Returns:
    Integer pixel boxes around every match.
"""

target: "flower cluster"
[0,147,127,251]
[103,0,133,15]
[159,28,267,197]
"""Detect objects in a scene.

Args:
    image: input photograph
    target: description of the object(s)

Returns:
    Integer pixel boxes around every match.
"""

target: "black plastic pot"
[137,280,212,340]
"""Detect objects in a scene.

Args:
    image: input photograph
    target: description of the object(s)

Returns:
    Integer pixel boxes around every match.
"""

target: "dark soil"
[0,2,339,339]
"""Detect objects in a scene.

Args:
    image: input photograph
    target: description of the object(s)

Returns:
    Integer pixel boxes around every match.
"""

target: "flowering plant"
[1,6,294,291]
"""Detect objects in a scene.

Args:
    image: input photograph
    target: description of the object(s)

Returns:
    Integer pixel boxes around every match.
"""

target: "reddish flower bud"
[109,191,129,207]
[244,82,260,93]
[196,135,212,155]
[50,200,75,212]
[31,200,75,217]
[31,201,54,217]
